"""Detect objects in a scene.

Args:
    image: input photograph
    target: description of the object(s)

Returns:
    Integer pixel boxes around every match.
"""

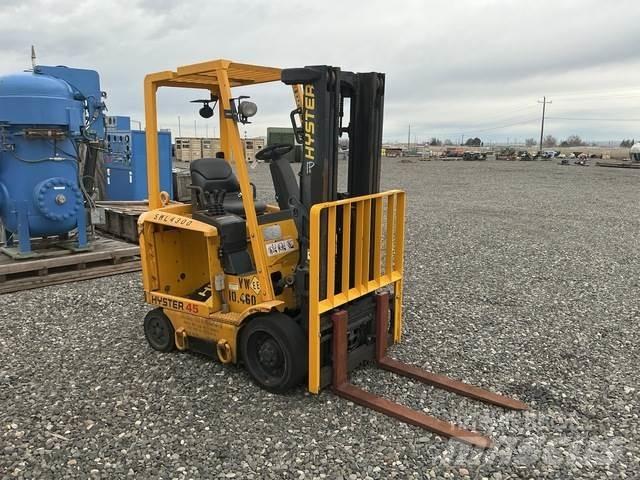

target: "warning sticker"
[266,239,297,257]
[250,276,261,295]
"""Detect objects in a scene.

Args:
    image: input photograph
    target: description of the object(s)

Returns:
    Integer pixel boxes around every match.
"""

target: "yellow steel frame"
[143,59,286,304]
[308,190,406,393]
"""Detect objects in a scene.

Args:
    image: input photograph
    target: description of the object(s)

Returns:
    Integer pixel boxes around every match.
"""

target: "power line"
[438,105,538,131]
[554,93,640,103]
[546,116,640,122]
[403,90,640,140]
[538,96,552,152]
[430,117,539,137]
[550,88,640,101]
[462,104,539,125]
[409,104,538,134]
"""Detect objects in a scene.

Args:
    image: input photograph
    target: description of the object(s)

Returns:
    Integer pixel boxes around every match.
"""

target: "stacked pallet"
[0,236,140,294]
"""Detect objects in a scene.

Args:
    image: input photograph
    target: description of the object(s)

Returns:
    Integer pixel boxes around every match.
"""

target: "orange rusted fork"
[374,293,527,411]
[330,293,527,449]
[331,310,493,449]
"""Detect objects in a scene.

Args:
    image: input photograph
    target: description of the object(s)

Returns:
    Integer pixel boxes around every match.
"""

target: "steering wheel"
[256,143,294,161]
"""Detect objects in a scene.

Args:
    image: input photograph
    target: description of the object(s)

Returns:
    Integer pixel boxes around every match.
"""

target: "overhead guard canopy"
[145,59,282,90]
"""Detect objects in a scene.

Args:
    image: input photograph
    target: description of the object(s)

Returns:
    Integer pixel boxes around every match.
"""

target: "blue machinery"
[0,65,106,258]
[103,116,173,201]
[0,64,174,258]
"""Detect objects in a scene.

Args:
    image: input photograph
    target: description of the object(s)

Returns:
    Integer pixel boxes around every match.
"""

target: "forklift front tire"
[144,308,176,353]
[240,313,307,394]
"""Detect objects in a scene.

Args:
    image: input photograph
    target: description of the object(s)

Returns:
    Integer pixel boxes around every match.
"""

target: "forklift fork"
[331,292,527,449]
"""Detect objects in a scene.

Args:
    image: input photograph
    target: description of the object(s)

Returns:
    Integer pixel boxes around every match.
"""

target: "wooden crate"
[95,201,150,243]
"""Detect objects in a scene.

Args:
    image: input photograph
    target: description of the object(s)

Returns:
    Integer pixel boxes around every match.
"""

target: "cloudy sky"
[2,0,640,144]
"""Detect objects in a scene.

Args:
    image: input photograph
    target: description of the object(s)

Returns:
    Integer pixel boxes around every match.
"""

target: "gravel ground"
[2,159,639,479]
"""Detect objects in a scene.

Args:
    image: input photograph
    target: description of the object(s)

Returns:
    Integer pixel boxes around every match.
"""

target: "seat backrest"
[190,158,240,194]
[269,157,299,211]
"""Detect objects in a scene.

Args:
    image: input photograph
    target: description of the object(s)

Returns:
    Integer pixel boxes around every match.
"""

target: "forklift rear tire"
[240,313,307,393]
[144,308,176,353]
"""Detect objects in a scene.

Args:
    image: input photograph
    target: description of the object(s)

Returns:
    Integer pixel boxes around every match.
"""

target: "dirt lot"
[2,159,639,479]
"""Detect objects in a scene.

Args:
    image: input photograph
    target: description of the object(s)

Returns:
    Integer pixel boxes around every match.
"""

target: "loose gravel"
[2,159,639,479]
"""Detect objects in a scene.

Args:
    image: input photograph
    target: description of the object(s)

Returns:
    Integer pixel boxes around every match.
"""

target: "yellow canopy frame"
[143,59,300,306]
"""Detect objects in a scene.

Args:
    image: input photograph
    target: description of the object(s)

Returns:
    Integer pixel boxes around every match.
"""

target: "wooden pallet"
[596,161,640,169]
[0,236,140,294]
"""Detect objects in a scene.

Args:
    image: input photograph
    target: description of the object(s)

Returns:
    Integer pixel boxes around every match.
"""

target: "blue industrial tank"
[0,65,105,257]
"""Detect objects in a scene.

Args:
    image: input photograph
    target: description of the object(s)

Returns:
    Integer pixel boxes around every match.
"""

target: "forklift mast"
[282,66,386,315]
[282,66,385,204]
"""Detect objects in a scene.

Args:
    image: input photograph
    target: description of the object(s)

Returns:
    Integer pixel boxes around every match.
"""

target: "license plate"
[266,239,297,257]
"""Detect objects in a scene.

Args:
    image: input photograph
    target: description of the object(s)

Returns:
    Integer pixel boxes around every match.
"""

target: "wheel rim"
[148,317,170,347]
[247,331,287,386]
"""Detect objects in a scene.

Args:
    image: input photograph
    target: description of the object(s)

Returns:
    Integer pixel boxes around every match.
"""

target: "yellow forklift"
[139,59,526,448]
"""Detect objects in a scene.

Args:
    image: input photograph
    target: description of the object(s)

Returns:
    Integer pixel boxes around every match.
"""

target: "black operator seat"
[189,157,267,216]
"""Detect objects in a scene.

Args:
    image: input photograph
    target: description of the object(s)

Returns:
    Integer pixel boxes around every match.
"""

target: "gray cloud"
[1,0,639,143]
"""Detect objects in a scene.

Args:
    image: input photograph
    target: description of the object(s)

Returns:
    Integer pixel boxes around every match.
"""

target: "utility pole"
[194,120,197,138]
[407,124,411,152]
[178,116,181,137]
[538,96,552,153]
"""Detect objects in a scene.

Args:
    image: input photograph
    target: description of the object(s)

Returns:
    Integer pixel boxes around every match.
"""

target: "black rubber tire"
[143,308,176,353]
[240,313,307,393]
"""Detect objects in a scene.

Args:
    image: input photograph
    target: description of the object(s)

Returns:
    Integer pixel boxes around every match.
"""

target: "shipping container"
[267,127,298,162]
